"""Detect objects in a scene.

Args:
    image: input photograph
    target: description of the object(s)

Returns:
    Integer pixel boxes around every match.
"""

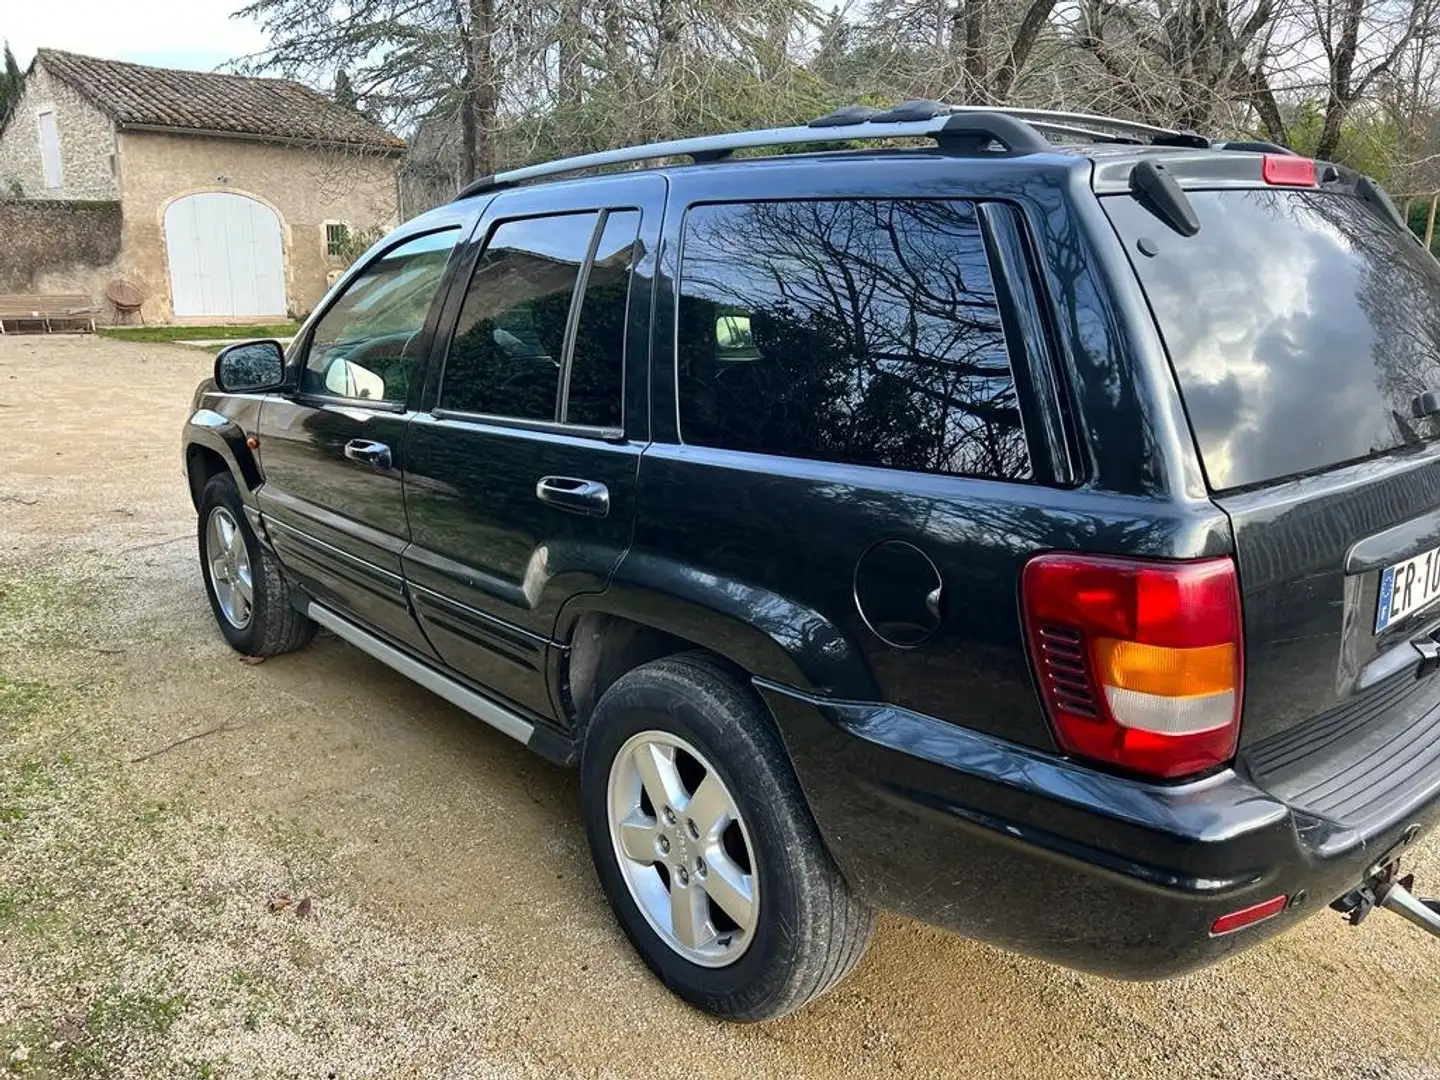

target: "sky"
[4,0,269,73]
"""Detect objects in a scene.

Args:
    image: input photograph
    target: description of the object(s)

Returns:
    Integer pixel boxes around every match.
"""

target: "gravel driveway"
[1,334,1438,1080]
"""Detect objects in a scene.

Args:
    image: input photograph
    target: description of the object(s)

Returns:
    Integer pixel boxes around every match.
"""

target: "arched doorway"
[164,192,286,318]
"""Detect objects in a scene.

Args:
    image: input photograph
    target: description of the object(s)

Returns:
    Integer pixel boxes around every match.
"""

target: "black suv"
[183,103,1440,1021]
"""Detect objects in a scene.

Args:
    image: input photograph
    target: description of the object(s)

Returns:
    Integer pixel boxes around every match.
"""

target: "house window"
[325,222,350,258]
[37,109,62,189]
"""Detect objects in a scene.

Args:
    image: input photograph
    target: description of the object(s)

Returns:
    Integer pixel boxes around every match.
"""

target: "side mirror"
[214,340,286,393]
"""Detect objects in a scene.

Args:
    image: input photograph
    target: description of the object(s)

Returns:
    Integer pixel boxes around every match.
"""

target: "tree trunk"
[1316,100,1347,161]
[961,0,990,101]
[1243,67,1289,145]
[1316,0,1363,160]
[468,0,497,179]
[990,0,1060,101]
[653,0,681,140]
[557,0,584,113]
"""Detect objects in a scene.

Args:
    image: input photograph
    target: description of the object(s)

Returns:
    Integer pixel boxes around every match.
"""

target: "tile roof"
[36,48,405,151]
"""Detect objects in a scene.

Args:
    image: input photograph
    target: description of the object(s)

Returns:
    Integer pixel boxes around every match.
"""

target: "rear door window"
[675,198,1031,481]
[565,210,640,427]
[442,212,599,421]
[1105,189,1440,491]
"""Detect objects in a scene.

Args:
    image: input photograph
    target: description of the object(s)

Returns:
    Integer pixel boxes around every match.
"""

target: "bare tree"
[1298,0,1440,158]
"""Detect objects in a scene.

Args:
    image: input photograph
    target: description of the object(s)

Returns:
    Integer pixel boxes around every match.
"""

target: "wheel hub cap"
[205,506,254,630]
[606,731,758,967]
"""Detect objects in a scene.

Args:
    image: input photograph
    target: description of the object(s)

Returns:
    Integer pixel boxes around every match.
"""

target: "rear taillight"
[1021,555,1244,780]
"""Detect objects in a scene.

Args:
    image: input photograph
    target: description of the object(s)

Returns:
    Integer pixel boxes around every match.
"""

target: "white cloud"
[6,0,269,73]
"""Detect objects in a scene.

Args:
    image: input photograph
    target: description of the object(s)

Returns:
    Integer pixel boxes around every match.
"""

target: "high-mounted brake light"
[1262,154,1316,187]
[1021,555,1244,779]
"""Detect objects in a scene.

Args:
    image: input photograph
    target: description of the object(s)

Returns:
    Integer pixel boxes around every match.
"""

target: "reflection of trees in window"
[677,199,1030,481]
[442,215,598,420]
[1305,192,1440,451]
[567,211,639,427]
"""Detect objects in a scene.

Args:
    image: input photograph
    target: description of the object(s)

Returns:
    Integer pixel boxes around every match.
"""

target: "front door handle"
[535,475,610,517]
[343,439,392,470]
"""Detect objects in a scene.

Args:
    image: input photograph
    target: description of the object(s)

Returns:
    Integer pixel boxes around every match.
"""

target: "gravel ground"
[1,333,1438,1080]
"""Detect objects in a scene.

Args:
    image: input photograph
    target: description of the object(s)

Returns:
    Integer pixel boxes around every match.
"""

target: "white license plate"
[1376,545,1440,632]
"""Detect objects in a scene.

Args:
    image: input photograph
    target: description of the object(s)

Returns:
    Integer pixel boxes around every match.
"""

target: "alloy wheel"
[205,506,254,630]
[606,730,759,967]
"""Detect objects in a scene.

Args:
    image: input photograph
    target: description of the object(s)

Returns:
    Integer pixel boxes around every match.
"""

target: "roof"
[35,48,405,152]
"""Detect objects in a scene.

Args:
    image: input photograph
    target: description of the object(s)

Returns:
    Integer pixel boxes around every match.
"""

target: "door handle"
[535,475,610,517]
[343,439,392,470]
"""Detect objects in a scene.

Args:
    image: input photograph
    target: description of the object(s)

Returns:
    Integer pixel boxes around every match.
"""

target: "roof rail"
[453,100,1208,201]
[945,105,1205,145]
[455,110,1050,200]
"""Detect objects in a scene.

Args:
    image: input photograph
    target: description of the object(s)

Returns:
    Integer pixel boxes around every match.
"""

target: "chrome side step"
[305,601,535,745]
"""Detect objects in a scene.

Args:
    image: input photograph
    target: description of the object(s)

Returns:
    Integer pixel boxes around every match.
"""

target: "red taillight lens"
[1022,555,1244,779]
[1262,154,1316,187]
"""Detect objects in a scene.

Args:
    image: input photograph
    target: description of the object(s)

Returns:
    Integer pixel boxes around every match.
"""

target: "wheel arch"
[552,576,878,738]
[184,419,263,510]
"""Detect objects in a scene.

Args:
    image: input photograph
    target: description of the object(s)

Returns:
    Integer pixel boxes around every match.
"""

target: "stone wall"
[116,130,401,323]
[0,60,118,201]
[0,200,124,313]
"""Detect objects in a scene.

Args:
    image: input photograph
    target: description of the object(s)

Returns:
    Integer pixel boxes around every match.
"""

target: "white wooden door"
[165,193,286,318]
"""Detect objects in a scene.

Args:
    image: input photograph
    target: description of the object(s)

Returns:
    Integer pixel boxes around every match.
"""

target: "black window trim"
[976,202,1079,486]
[290,223,463,413]
[432,206,638,439]
[669,194,1043,484]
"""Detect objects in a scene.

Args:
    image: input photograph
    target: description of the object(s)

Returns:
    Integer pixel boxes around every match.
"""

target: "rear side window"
[1105,189,1440,491]
[675,198,1030,481]
[442,212,598,420]
[566,210,640,427]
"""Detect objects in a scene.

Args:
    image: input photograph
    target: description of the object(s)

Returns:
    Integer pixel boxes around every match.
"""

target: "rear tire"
[197,472,315,657]
[580,652,875,1021]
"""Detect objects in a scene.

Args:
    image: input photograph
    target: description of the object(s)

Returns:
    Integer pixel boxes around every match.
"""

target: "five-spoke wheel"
[582,653,876,1021]
[205,505,254,629]
[196,472,315,657]
[607,731,758,967]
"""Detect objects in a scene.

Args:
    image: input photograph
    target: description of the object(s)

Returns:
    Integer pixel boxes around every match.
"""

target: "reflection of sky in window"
[319,229,457,341]
[483,212,597,264]
[1110,190,1440,490]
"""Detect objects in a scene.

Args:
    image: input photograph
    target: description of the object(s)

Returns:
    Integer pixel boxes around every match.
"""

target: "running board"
[305,601,535,745]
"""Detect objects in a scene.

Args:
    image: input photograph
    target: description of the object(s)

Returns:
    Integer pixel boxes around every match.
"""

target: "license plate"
[1376,545,1440,633]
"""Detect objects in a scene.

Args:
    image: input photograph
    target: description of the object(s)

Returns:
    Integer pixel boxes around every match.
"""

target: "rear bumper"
[759,681,1440,978]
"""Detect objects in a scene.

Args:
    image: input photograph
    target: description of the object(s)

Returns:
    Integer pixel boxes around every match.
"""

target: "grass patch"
[0,678,56,727]
[98,324,298,345]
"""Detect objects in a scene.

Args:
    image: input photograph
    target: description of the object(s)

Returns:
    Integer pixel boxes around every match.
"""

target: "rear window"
[1105,189,1440,491]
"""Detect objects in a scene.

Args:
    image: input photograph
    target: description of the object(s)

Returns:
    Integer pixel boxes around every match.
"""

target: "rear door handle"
[343,439,392,470]
[535,476,610,517]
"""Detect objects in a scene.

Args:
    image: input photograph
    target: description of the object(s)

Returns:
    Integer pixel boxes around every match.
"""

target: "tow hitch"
[1332,857,1440,940]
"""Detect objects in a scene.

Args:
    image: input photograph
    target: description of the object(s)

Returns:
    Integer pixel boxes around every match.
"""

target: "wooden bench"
[0,294,97,334]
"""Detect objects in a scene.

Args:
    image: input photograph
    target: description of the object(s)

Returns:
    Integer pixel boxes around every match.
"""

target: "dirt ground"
[1,333,1438,1080]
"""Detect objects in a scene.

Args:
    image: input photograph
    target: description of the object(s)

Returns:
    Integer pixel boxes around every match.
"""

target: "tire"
[580,652,875,1021]
[197,472,315,657]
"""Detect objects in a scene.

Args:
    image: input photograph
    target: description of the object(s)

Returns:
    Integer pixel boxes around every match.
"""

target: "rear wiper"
[1129,159,1200,237]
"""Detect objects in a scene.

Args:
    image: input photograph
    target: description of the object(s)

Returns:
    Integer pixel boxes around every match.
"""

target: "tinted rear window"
[1105,189,1440,491]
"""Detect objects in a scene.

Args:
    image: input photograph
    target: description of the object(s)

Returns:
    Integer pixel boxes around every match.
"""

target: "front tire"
[580,653,875,1021]
[197,473,315,657]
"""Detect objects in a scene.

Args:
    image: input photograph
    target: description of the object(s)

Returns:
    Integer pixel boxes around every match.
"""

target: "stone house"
[0,49,406,323]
